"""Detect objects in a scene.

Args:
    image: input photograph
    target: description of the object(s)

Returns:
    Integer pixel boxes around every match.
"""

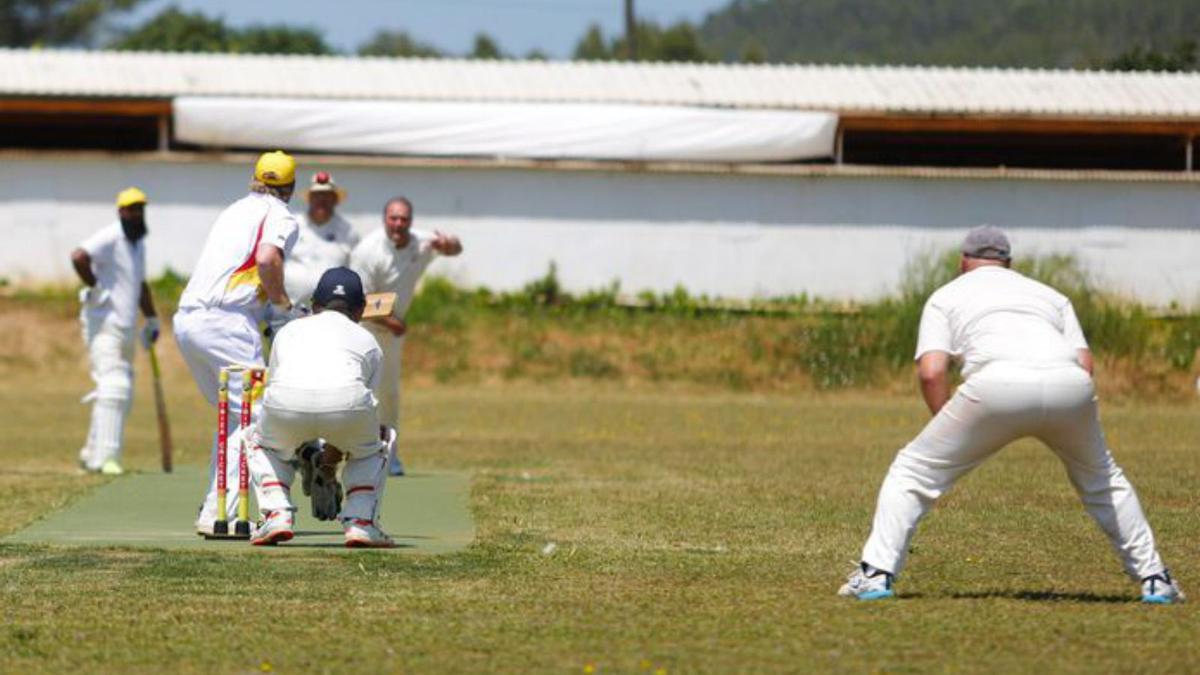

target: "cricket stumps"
[205,365,266,541]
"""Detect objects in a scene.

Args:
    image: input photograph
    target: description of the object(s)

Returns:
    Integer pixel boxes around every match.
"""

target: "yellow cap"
[254,150,296,186]
[116,187,148,208]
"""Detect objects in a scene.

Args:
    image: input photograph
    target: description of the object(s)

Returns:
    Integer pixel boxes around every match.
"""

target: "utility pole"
[624,0,637,61]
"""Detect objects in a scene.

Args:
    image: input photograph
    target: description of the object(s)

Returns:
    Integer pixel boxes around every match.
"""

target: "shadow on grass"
[946,590,1131,603]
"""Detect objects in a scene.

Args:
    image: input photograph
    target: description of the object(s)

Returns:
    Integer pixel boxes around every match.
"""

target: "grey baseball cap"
[961,225,1011,260]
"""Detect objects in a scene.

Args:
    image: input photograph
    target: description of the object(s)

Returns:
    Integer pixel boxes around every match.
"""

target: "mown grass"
[0,304,1198,673]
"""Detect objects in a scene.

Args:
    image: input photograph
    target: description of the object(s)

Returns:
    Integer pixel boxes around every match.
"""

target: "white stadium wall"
[2,155,1199,307]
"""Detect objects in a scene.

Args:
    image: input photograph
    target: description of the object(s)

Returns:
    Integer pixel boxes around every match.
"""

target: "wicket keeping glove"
[140,317,160,349]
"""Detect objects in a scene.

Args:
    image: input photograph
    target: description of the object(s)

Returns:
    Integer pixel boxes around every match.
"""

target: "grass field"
[1,312,1198,673]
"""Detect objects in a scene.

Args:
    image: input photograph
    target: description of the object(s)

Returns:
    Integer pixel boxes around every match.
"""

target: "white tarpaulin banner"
[173,97,838,163]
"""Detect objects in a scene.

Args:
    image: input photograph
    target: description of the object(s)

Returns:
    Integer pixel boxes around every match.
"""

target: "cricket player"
[71,187,160,475]
[283,171,360,306]
[174,151,304,535]
[840,226,1184,604]
[351,196,463,476]
[247,267,396,547]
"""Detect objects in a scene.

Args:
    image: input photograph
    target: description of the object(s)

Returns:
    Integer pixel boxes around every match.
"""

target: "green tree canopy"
[470,32,503,59]
[1105,40,1198,72]
[0,0,145,47]
[113,7,332,55]
[571,21,713,63]
[357,29,442,58]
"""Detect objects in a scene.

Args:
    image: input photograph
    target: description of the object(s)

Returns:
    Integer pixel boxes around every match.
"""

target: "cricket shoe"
[1141,571,1186,605]
[250,510,295,546]
[838,563,896,601]
[100,459,124,476]
[344,519,396,548]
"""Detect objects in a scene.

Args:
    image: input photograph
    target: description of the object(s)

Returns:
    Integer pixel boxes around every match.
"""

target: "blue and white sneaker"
[1141,571,1185,605]
[838,563,895,601]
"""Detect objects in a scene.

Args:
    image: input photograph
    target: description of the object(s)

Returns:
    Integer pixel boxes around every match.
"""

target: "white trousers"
[861,362,1165,580]
[173,307,264,524]
[249,384,388,522]
[80,317,135,470]
[366,324,405,433]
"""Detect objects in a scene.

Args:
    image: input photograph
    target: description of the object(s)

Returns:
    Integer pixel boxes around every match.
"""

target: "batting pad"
[5,466,473,554]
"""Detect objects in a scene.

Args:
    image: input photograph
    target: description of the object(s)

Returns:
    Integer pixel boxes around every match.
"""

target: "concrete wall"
[3,155,1199,306]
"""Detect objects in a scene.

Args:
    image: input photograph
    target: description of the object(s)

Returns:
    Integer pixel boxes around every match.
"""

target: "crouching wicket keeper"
[247,267,397,547]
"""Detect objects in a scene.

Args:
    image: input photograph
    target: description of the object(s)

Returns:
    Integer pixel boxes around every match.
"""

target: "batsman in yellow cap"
[70,187,160,474]
[173,151,308,535]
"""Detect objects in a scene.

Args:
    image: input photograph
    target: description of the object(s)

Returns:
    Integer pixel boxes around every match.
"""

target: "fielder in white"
[173,151,304,535]
[351,196,463,476]
[71,187,160,475]
[248,267,397,547]
[283,171,360,306]
[840,226,1184,604]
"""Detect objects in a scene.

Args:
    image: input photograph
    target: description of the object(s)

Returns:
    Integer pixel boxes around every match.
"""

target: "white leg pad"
[340,452,388,523]
[249,443,298,517]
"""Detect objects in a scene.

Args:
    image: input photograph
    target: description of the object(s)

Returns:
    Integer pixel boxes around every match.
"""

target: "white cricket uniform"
[860,266,1166,580]
[77,222,146,470]
[249,311,388,522]
[173,192,299,526]
[350,227,439,432]
[283,211,360,306]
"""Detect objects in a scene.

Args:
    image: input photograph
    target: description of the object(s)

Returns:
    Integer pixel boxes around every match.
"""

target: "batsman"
[246,267,397,547]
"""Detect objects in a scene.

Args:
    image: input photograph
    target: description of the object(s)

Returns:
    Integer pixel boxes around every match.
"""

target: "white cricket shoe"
[344,518,396,548]
[251,510,295,546]
[1142,571,1186,605]
[838,563,896,601]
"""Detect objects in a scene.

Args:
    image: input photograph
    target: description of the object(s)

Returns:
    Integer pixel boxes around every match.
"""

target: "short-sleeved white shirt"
[915,266,1088,378]
[283,211,360,305]
[267,310,382,392]
[350,228,438,319]
[179,193,299,319]
[79,221,145,331]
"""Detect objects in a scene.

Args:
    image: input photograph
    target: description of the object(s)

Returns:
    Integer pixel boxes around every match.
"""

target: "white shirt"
[79,221,145,331]
[350,228,438,319]
[915,266,1089,378]
[179,193,299,318]
[267,310,382,392]
[283,211,360,305]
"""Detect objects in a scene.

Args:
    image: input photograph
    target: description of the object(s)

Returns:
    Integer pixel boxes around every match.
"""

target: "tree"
[357,29,442,58]
[573,21,714,63]
[113,7,227,52]
[573,24,611,61]
[0,0,145,47]
[1105,40,1198,72]
[470,32,503,59]
[113,7,333,55]
[236,25,331,55]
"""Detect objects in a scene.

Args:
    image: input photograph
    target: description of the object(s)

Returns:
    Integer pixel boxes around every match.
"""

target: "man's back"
[268,310,381,392]
[180,193,299,315]
[918,266,1088,377]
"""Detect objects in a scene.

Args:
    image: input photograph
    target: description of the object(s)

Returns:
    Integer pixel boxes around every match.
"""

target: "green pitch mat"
[5,465,474,553]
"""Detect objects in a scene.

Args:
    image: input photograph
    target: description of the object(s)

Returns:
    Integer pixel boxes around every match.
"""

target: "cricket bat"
[363,292,397,318]
[148,345,174,473]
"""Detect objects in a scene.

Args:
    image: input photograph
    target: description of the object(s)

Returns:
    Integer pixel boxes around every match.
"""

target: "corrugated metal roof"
[4,49,1200,120]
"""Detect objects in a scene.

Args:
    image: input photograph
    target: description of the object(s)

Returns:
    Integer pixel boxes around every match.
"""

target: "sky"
[121,0,732,58]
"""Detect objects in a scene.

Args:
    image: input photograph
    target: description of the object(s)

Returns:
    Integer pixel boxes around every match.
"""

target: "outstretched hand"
[431,230,463,256]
